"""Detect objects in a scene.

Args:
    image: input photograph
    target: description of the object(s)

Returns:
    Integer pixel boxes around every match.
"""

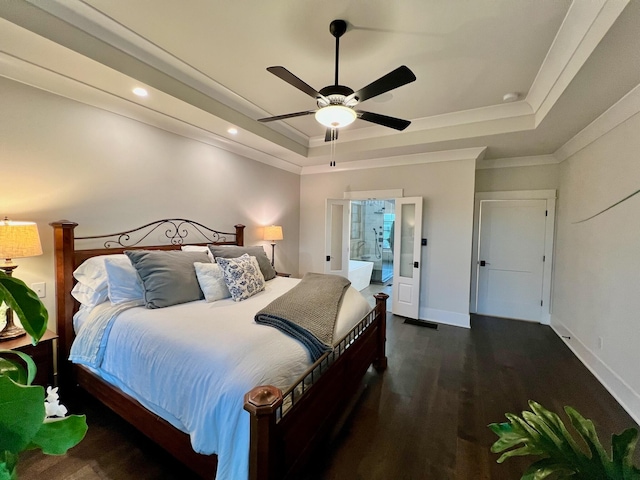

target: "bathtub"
[348,260,374,291]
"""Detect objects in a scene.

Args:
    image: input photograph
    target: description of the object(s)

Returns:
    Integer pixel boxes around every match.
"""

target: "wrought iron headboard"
[75,218,243,249]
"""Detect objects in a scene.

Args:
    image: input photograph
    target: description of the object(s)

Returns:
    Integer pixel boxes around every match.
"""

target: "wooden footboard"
[244,293,387,480]
[51,220,387,479]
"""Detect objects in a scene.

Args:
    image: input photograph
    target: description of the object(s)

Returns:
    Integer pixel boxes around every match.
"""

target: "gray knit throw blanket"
[255,273,351,361]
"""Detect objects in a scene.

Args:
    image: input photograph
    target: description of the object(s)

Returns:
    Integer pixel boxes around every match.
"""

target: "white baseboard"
[420,307,470,329]
[551,320,640,426]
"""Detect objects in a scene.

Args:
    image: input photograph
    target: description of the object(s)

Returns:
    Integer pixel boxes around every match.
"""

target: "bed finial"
[234,224,245,246]
[244,384,283,480]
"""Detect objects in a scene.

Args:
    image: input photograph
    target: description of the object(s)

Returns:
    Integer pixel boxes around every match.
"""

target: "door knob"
[479,260,490,266]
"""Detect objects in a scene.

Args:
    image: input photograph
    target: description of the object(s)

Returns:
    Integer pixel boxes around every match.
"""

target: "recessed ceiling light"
[502,92,519,103]
[133,87,148,97]
[227,127,238,135]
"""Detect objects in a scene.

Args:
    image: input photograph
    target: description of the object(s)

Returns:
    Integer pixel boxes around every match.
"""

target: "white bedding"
[71,276,370,480]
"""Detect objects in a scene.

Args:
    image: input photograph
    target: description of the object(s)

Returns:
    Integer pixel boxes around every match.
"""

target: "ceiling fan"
[258,19,416,142]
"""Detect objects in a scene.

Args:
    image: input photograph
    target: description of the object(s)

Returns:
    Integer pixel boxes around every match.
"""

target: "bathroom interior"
[349,199,395,291]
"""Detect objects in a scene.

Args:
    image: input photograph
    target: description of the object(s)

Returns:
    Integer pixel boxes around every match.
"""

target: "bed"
[51,219,388,480]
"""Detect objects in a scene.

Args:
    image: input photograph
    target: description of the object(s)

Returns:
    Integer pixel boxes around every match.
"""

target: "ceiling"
[0,0,638,173]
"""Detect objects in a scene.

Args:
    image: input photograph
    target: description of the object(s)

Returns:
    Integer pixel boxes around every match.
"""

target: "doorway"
[470,190,556,324]
[326,195,423,319]
[349,199,395,285]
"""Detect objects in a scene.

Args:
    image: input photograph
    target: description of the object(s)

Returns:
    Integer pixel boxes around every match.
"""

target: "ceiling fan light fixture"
[315,105,357,128]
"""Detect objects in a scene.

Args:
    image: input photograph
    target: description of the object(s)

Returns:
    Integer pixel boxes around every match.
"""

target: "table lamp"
[263,225,283,267]
[0,218,43,340]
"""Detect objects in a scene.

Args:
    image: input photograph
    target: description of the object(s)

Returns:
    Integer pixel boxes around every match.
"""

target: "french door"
[391,197,422,319]
[325,196,423,319]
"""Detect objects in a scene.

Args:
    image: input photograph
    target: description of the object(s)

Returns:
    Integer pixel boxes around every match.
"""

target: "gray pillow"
[208,245,276,281]
[125,250,210,308]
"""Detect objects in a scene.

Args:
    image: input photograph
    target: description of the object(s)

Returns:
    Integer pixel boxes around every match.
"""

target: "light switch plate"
[31,282,46,298]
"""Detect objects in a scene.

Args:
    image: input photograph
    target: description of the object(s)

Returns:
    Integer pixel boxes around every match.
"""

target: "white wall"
[1,78,300,330]
[552,103,640,423]
[299,159,476,328]
[475,163,559,192]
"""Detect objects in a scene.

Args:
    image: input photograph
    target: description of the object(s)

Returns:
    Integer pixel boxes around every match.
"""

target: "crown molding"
[526,0,629,125]
[555,81,640,162]
[476,155,560,170]
[301,147,486,175]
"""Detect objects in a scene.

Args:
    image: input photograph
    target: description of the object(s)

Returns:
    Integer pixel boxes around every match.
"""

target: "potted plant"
[0,271,87,480]
[490,400,640,479]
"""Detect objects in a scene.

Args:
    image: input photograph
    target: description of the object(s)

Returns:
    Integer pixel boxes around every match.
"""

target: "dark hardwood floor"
[19,314,639,479]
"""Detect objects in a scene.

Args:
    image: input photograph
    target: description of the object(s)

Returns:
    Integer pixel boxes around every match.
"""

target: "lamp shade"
[315,105,357,128]
[0,219,43,262]
[264,225,283,242]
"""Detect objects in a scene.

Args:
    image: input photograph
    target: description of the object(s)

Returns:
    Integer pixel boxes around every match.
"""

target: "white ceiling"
[0,0,638,173]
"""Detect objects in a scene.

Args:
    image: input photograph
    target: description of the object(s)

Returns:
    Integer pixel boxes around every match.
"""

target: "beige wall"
[552,105,640,423]
[475,163,559,192]
[299,159,476,327]
[1,78,300,329]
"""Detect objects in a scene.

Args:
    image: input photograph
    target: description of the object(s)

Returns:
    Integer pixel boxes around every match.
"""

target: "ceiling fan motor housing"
[317,85,357,108]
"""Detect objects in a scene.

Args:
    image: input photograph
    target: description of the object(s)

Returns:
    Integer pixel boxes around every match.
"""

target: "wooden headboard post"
[234,224,245,246]
[50,220,78,390]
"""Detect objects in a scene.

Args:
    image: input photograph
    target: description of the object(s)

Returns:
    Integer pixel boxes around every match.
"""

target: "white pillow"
[216,254,265,302]
[73,254,128,292]
[71,282,108,307]
[104,256,144,304]
[194,262,231,302]
[181,245,214,262]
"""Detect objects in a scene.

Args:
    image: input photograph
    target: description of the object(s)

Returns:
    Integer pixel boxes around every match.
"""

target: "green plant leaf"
[0,451,17,480]
[564,406,611,477]
[27,415,88,455]
[529,401,584,458]
[489,401,640,480]
[0,359,25,386]
[610,428,640,479]
[0,376,44,453]
[0,350,37,386]
[0,274,47,343]
[522,457,576,479]
[489,422,530,453]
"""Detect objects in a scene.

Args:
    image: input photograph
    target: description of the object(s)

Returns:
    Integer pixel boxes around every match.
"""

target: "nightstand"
[276,272,291,277]
[1,329,57,387]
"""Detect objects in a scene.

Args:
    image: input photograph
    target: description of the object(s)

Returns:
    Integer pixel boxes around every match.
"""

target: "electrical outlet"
[31,282,46,298]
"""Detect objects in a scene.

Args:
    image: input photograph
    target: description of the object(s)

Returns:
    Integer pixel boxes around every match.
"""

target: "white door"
[392,197,423,319]
[324,199,350,278]
[476,199,547,321]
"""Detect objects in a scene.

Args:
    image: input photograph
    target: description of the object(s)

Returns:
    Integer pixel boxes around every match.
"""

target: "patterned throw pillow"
[216,254,265,302]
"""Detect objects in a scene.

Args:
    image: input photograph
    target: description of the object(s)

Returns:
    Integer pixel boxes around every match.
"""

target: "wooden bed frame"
[51,219,388,480]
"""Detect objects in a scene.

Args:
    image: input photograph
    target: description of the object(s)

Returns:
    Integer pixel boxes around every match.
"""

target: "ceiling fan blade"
[348,65,416,104]
[324,128,339,142]
[258,110,316,122]
[357,110,411,131]
[267,66,323,99]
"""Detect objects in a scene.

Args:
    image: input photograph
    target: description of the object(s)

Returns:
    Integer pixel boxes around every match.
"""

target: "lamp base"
[0,322,26,341]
